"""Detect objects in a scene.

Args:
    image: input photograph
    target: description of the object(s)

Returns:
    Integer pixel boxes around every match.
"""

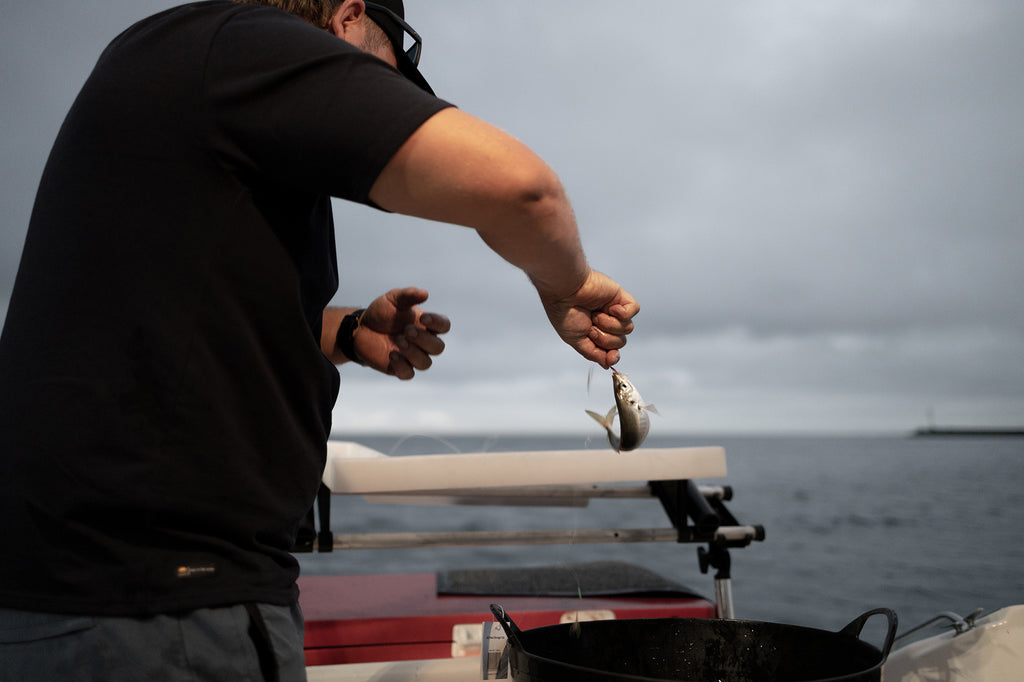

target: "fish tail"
[585,408,615,430]
[586,407,621,452]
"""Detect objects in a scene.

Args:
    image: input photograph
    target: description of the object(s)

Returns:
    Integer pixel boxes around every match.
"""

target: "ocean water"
[296,433,1024,636]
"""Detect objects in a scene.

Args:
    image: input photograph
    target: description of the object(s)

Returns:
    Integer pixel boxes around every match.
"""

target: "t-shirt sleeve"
[203,7,453,204]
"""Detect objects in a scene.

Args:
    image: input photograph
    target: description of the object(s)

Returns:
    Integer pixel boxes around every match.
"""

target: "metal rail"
[363,484,731,500]
[360,484,734,508]
[332,525,763,551]
[295,471,766,622]
[893,608,985,645]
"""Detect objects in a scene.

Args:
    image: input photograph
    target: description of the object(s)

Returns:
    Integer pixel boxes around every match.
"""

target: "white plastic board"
[322,441,727,494]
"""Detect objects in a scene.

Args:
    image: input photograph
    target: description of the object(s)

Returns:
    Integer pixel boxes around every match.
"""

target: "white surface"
[883,605,1024,681]
[306,657,480,682]
[322,441,727,494]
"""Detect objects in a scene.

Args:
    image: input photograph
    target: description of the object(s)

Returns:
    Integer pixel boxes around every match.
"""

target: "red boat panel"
[299,572,716,665]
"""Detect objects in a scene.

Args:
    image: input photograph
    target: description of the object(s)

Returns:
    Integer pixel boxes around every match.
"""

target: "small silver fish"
[586,369,658,452]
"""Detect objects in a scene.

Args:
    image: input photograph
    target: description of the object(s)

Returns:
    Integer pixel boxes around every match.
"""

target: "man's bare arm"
[369,109,588,299]
[368,108,638,367]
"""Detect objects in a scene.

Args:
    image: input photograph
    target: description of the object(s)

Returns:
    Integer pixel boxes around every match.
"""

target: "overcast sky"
[2,1,1022,436]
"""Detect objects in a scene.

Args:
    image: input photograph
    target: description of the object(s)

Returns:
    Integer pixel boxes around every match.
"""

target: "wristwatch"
[337,308,366,365]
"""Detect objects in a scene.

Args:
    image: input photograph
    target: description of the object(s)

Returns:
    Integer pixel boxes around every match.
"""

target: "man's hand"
[538,269,639,369]
[324,287,450,380]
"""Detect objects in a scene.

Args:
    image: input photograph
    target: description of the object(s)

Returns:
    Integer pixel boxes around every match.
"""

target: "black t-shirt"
[0,1,451,616]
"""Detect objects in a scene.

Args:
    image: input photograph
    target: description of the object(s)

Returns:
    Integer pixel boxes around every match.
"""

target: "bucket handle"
[489,604,525,651]
[838,608,899,660]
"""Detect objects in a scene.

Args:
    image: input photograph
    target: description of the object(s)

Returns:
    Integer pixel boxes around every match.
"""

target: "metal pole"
[715,577,735,620]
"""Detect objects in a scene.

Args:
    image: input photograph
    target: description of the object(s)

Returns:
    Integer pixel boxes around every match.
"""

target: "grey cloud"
[3,1,1022,432]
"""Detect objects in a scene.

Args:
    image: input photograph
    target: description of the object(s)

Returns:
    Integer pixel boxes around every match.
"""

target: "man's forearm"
[368,108,591,301]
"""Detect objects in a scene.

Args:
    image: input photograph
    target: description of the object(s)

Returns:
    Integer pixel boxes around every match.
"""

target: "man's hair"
[360,15,393,56]
[231,0,345,30]
[232,0,393,51]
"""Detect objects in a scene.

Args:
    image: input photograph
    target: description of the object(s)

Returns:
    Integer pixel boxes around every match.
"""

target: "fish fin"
[585,408,615,429]
[645,403,659,416]
[586,407,621,451]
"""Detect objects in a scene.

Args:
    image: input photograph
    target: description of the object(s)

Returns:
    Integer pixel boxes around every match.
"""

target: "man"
[0,1,639,679]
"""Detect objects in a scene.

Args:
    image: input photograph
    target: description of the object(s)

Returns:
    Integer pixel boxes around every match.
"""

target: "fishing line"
[387,432,463,455]
[557,422,601,637]
[554,561,586,637]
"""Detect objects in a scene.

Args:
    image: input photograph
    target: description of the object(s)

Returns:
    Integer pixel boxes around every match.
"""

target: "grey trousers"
[0,602,306,682]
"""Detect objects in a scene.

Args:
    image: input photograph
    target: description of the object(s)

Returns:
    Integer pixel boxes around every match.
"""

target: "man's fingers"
[606,299,640,321]
[572,337,619,369]
[388,351,415,380]
[588,326,627,351]
[391,287,429,310]
[405,324,446,356]
[395,327,441,371]
[418,312,451,335]
[591,311,634,336]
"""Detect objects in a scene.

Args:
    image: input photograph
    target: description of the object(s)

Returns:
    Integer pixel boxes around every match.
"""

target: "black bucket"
[490,604,897,682]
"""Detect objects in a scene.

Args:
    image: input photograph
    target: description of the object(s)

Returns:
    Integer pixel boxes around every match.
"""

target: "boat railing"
[893,608,986,646]
[295,441,766,618]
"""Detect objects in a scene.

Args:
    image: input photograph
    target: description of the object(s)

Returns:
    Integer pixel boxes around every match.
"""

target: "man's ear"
[329,0,367,39]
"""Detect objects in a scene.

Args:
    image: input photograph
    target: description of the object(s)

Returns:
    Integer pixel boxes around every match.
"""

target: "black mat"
[436,561,705,599]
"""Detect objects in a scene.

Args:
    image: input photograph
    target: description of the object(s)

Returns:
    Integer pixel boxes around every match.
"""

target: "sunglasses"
[363,2,423,66]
